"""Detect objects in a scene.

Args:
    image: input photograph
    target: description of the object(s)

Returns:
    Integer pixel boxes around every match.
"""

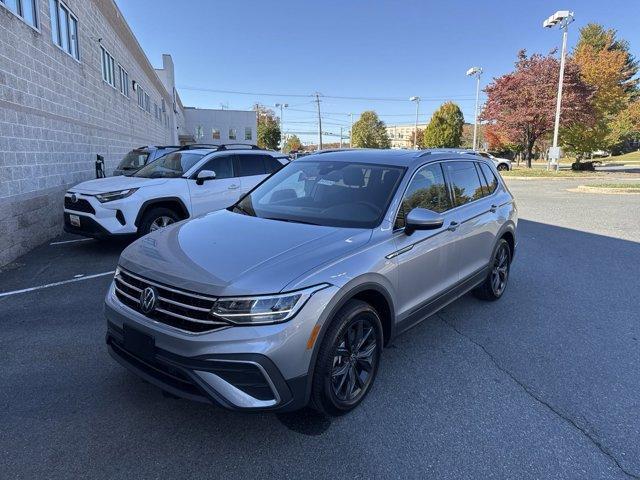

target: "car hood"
[119,209,371,296]
[70,176,168,194]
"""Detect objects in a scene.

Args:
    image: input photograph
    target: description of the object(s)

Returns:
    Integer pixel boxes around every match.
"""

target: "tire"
[310,299,383,416]
[138,207,180,236]
[474,238,511,301]
[497,163,509,171]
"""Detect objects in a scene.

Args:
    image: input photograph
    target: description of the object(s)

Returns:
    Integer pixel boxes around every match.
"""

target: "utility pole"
[339,127,343,148]
[409,96,420,149]
[275,103,288,152]
[349,113,353,148]
[314,92,323,150]
[544,10,574,172]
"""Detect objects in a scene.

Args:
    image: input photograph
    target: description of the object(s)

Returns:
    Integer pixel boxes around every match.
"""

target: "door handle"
[228,184,239,190]
[490,204,498,213]
[447,221,459,232]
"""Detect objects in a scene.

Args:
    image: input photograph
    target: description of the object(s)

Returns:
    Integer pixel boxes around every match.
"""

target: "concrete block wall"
[0,0,179,266]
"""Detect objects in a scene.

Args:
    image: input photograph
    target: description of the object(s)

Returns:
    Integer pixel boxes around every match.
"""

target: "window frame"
[136,85,145,110]
[212,128,221,140]
[143,92,150,114]
[50,0,80,61]
[228,127,237,141]
[100,45,116,88]
[117,64,129,97]
[1,0,39,30]
[244,127,252,141]
[393,161,453,231]
[193,153,236,180]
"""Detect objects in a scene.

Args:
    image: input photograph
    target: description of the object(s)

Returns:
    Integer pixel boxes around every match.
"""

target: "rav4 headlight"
[95,188,138,203]
[211,284,329,325]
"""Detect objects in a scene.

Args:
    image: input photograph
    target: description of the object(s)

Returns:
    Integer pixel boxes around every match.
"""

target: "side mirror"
[196,169,216,185]
[405,208,444,235]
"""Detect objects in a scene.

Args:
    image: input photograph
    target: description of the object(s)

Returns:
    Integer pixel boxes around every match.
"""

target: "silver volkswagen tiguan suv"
[105,149,517,415]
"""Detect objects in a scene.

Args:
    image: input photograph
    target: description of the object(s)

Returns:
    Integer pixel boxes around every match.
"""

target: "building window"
[2,0,38,27]
[144,92,150,113]
[50,0,79,60]
[211,128,220,140]
[100,46,115,87]
[244,127,252,141]
[117,64,129,97]
[229,128,237,140]
[137,86,145,109]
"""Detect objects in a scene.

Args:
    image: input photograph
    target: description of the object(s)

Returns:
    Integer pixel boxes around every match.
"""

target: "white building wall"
[0,0,179,265]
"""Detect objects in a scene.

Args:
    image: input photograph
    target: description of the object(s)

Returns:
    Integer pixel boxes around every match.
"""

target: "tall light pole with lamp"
[544,10,575,172]
[466,67,483,151]
[409,96,420,149]
[275,103,288,151]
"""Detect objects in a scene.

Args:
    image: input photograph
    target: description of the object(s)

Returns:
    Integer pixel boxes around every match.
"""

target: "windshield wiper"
[264,217,320,226]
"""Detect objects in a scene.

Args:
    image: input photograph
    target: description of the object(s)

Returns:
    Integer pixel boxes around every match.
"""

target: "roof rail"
[417,148,476,157]
[177,143,263,151]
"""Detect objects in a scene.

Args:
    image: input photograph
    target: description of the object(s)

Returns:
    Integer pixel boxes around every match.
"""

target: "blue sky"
[116,0,639,143]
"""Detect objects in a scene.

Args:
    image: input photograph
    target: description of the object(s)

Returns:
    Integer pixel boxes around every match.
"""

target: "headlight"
[95,188,138,203]
[211,284,329,325]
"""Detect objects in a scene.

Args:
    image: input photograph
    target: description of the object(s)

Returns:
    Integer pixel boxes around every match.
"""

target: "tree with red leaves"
[481,50,594,167]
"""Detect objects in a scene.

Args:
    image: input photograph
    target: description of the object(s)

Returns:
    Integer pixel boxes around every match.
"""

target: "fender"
[302,279,396,405]
[134,197,190,227]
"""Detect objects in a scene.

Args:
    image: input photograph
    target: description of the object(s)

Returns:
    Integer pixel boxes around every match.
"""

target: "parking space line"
[0,271,115,298]
[49,238,94,245]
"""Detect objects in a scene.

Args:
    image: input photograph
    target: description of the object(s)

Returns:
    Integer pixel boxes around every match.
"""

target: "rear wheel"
[496,163,509,171]
[138,207,180,236]
[311,300,382,416]
[474,238,511,301]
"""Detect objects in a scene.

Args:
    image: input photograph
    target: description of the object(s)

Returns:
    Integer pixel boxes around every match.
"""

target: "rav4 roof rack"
[177,143,262,151]
[216,144,262,151]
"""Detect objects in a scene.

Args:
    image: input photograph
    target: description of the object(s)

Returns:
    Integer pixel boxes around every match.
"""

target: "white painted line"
[0,271,115,298]
[49,238,94,245]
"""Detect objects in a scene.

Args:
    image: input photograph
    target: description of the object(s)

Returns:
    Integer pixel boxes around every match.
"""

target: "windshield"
[232,160,405,228]
[133,152,204,178]
[117,150,149,171]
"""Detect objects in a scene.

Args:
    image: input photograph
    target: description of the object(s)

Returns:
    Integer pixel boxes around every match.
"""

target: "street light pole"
[466,67,483,151]
[409,96,420,149]
[544,10,574,172]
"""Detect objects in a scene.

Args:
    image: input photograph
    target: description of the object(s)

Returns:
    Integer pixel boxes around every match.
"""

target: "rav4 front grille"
[114,269,229,333]
[64,196,95,214]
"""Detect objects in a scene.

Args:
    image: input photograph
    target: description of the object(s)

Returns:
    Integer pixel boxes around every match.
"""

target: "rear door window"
[236,154,267,177]
[443,161,485,206]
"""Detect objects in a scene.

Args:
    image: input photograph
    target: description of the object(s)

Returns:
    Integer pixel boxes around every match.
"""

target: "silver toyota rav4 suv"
[105,149,517,415]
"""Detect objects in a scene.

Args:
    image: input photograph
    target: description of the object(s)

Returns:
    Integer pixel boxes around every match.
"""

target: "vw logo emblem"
[139,287,157,314]
[70,193,78,203]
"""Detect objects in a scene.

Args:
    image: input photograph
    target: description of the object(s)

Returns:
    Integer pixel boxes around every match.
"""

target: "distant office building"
[0,0,255,266]
[181,108,257,146]
[385,123,428,149]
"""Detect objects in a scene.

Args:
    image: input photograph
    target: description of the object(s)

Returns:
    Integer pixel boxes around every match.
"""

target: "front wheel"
[497,163,509,171]
[474,239,511,301]
[138,207,180,236]
[311,300,383,416]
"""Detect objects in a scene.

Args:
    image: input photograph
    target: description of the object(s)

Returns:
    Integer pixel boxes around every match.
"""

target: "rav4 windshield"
[117,150,149,171]
[232,160,405,228]
[133,152,204,179]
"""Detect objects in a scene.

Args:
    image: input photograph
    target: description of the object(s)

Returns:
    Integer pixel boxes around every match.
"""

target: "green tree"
[283,134,303,153]
[422,102,465,148]
[564,24,639,157]
[351,111,391,148]
[254,104,281,150]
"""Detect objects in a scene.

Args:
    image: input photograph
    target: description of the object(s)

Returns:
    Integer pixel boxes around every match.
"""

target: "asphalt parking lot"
[1,178,639,480]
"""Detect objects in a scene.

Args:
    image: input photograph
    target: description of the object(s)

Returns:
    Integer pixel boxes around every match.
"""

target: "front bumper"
[64,192,138,237]
[104,281,338,411]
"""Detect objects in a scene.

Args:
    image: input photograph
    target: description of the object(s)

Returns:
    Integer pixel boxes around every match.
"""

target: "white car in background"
[63,145,288,238]
[475,151,512,171]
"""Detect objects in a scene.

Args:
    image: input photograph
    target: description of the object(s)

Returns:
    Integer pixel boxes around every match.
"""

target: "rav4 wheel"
[474,238,511,301]
[496,163,509,171]
[311,299,382,416]
[138,207,180,236]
